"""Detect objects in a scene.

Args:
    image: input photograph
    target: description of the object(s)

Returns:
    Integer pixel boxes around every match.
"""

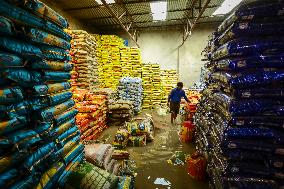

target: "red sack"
[187,152,207,181]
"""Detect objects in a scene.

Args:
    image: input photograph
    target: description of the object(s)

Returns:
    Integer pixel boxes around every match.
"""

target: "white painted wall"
[118,24,217,87]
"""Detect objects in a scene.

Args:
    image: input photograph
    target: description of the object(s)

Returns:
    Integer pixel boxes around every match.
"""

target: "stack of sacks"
[69,30,99,90]
[92,88,117,104]
[129,47,142,77]
[0,1,83,188]
[151,64,162,106]
[195,1,284,188]
[120,47,132,77]
[73,89,108,141]
[108,100,134,126]
[160,69,178,106]
[142,64,153,109]
[98,35,124,89]
[118,77,143,113]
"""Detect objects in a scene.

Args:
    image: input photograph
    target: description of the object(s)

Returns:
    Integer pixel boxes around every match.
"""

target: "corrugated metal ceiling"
[56,0,227,31]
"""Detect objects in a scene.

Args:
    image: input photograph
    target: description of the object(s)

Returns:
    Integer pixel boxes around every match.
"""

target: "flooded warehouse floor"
[99,111,209,189]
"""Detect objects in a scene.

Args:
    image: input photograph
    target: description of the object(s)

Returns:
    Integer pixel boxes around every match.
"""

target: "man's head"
[177,82,183,90]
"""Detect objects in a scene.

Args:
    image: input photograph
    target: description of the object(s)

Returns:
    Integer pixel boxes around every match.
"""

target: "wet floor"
[99,111,209,189]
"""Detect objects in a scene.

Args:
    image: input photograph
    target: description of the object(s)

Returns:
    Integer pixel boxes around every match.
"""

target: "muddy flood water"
[99,111,209,189]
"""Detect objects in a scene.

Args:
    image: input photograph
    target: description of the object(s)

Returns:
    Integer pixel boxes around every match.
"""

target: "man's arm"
[182,90,190,103]
[168,89,173,103]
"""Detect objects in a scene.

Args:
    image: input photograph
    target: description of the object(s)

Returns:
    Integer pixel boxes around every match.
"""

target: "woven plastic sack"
[9,175,35,189]
[31,60,73,71]
[0,169,19,188]
[84,144,112,167]
[0,16,14,36]
[54,118,76,136]
[54,109,78,126]
[0,87,24,104]
[63,161,119,189]
[63,144,84,164]
[0,150,28,174]
[0,116,27,135]
[40,45,71,61]
[27,28,70,49]
[214,54,284,71]
[43,71,71,82]
[48,91,73,106]
[0,52,24,68]
[4,69,42,87]
[113,129,129,149]
[231,88,284,99]
[58,126,80,145]
[0,37,42,60]
[210,70,284,89]
[38,99,75,121]
[0,1,71,41]
[222,176,279,189]
[217,0,284,34]
[212,38,284,61]
[32,82,71,96]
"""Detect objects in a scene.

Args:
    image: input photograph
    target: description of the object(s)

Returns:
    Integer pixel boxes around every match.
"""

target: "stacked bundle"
[0,1,83,188]
[195,1,284,188]
[118,77,143,113]
[129,47,142,77]
[160,69,178,105]
[73,89,108,141]
[120,47,132,77]
[108,100,134,126]
[70,30,99,90]
[142,64,153,109]
[151,64,162,106]
[113,116,154,148]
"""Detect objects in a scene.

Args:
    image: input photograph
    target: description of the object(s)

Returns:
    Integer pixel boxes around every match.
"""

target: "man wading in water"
[168,82,190,124]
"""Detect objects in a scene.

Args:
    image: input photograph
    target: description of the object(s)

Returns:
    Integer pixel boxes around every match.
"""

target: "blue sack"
[38,99,75,121]
[0,16,14,36]
[0,51,24,68]
[5,69,43,87]
[9,175,36,189]
[214,54,284,71]
[0,150,28,174]
[0,87,24,104]
[31,60,73,71]
[0,116,27,135]
[0,1,71,41]
[54,109,78,126]
[0,169,19,188]
[54,118,76,136]
[40,45,71,61]
[212,38,284,61]
[43,71,71,82]
[217,0,284,34]
[31,82,71,96]
[33,122,55,141]
[63,144,84,164]
[0,37,42,60]
[48,91,73,106]
[232,88,284,99]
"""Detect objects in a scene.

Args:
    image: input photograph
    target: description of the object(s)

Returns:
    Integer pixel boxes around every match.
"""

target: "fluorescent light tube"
[150,1,167,21]
[213,0,243,15]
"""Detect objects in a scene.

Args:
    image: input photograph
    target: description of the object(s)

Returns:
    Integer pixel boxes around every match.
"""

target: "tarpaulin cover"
[0,52,24,68]
[212,38,284,61]
[32,82,71,96]
[0,116,27,135]
[31,60,73,71]
[214,54,284,71]
[0,87,24,104]
[27,28,70,49]
[0,37,42,60]
[0,0,71,41]
[217,0,284,34]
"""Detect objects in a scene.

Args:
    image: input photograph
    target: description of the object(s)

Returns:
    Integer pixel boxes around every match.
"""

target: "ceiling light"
[213,0,243,15]
[95,0,115,5]
[150,1,167,21]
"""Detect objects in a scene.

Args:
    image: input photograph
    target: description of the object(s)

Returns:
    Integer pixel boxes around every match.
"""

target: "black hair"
[177,82,183,88]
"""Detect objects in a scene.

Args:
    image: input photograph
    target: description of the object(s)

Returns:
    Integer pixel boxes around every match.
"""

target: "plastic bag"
[54,109,78,126]
[0,116,27,135]
[31,60,73,71]
[31,82,71,96]
[0,87,24,104]
[5,69,42,87]
[0,16,14,36]
[43,71,71,82]
[40,45,71,61]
